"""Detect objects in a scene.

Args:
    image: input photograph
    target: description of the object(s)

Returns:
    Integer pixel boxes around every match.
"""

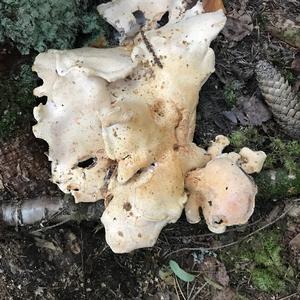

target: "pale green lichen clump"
[0,0,108,54]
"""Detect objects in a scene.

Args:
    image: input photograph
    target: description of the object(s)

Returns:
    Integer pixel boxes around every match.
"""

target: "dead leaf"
[294,80,300,93]
[198,257,230,287]
[34,237,63,253]
[291,54,300,74]
[223,95,272,126]
[290,233,300,251]
[212,287,236,300]
[222,11,253,42]
[89,35,108,49]
[266,17,300,49]
[203,0,226,13]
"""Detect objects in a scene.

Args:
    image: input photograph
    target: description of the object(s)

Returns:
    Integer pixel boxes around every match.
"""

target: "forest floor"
[0,0,299,299]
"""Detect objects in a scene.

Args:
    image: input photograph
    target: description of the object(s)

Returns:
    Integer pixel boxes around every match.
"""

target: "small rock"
[288,203,300,219]
[66,232,81,255]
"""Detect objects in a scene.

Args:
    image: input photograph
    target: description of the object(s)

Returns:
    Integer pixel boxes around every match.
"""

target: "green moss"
[281,69,296,86]
[266,138,300,174]
[230,128,264,149]
[0,63,36,141]
[229,128,265,150]
[251,268,285,293]
[221,230,294,294]
[0,0,109,55]
[229,131,247,149]
[224,84,237,108]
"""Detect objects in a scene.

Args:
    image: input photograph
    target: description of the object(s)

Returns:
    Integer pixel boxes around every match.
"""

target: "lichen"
[0,0,109,55]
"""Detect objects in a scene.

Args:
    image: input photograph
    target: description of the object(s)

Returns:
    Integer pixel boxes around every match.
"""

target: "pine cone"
[256,60,300,139]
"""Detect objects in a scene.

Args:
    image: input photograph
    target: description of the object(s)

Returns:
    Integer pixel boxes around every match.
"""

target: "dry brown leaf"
[223,95,272,126]
[291,54,300,74]
[290,233,300,251]
[222,11,253,42]
[198,257,230,287]
[266,17,300,49]
[212,287,236,300]
[203,0,226,13]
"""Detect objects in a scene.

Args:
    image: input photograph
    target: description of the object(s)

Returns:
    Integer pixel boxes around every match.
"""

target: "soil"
[0,0,300,299]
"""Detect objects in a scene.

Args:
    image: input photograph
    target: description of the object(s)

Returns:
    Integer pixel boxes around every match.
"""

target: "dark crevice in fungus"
[157,11,169,27]
[214,218,223,225]
[77,157,97,169]
[132,10,146,27]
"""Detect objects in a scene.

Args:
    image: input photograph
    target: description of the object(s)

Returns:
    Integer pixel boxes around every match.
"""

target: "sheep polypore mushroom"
[101,151,186,253]
[90,8,227,185]
[185,156,257,233]
[97,0,205,39]
[97,0,170,38]
[32,1,230,252]
[238,147,267,174]
[32,48,136,203]
[207,135,230,159]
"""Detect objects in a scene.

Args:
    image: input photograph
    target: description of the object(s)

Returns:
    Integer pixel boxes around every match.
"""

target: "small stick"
[141,30,163,69]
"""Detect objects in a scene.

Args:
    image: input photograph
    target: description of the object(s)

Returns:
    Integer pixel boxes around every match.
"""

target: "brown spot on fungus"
[123,202,132,211]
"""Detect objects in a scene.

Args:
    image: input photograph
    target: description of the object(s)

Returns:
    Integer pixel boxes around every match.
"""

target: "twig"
[174,277,181,300]
[203,275,223,290]
[80,228,87,300]
[141,30,163,68]
[190,282,208,300]
[30,219,70,234]
[187,281,196,300]
[165,202,293,258]
[175,275,187,300]
[277,292,299,300]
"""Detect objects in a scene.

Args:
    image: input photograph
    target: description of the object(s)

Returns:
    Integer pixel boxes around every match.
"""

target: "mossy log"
[255,168,300,201]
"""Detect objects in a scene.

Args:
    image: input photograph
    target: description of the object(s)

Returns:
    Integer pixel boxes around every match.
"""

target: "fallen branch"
[0,168,298,228]
[1,195,103,227]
